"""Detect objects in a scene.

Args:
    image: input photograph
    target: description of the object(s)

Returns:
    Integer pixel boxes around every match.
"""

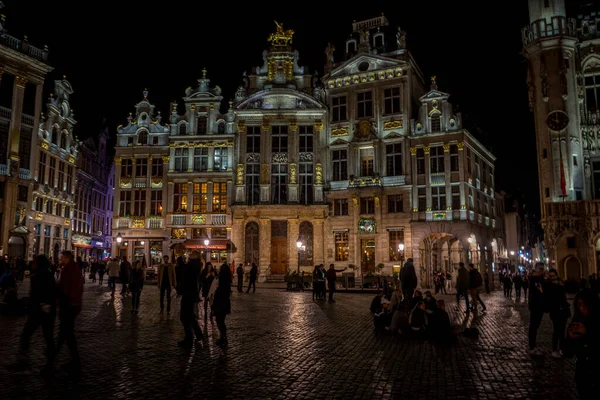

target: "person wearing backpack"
[468,263,486,315]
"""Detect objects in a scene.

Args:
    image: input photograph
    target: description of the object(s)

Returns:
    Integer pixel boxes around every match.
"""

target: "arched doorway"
[270,221,288,275]
[419,233,461,288]
[564,255,582,283]
[7,236,26,259]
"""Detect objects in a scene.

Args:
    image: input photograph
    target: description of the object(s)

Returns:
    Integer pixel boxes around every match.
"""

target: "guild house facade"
[523,0,600,280]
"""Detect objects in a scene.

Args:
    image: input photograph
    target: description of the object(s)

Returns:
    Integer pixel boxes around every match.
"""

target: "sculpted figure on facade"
[396,27,406,49]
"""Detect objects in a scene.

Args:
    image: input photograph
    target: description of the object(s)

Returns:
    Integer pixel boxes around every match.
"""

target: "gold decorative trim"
[261,119,270,133]
[237,121,247,134]
[68,156,75,164]
[457,142,464,151]
[64,219,71,225]
[114,156,122,165]
[162,155,170,164]
[35,213,43,220]
[268,21,294,46]
[331,127,348,136]
[409,147,417,156]
[191,215,206,224]
[41,141,49,150]
[443,143,450,153]
[383,120,403,130]
[289,163,297,184]
[15,76,28,88]
[315,163,323,184]
[424,145,430,155]
[132,219,145,229]
[289,122,298,133]
[314,121,323,131]
[236,164,244,185]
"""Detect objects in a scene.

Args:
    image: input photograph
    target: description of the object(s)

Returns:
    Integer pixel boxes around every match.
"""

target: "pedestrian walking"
[119,256,132,295]
[213,262,232,348]
[107,258,120,295]
[326,263,347,303]
[246,262,258,293]
[129,260,145,314]
[158,255,176,313]
[178,251,203,348]
[545,268,570,358]
[455,262,470,313]
[528,262,546,355]
[467,263,486,314]
[55,251,84,379]
[8,255,56,377]
[97,262,106,286]
[236,263,244,293]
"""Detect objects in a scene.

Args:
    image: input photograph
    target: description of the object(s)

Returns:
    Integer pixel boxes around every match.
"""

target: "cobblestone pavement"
[0,281,579,400]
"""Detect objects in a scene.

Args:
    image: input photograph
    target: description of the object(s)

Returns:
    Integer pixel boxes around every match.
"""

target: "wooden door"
[270,237,288,275]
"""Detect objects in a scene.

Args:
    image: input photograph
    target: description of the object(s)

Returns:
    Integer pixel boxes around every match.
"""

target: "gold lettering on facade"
[236,164,244,185]
[315,163,323,184]
[383,120,403,130]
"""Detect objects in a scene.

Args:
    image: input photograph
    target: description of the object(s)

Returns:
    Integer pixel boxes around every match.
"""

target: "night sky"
[7,1,582,217]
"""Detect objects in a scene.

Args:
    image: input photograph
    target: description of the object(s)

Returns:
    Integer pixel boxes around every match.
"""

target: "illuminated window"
[335,231,349,261]
[360,147,374,176]
[174,183,188,212]
[212,182,227,212]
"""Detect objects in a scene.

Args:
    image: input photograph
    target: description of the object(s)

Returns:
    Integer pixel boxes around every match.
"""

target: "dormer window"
[197,118,207,135]
[431,114,441,132]
[179,123,187,136]
[138,130,148,145]
[373,33,384,48]
[346,39,357,54]
[217,122,225,134]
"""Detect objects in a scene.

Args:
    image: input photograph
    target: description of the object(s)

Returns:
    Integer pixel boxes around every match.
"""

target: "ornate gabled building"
[166,70,235,264]
[0,9,52,260]
[230,22,329,278]
[320,15,502,287]
[72,126,113,260]
[31,78,79,263]
[113,90,170,265]
[522,0,600,280]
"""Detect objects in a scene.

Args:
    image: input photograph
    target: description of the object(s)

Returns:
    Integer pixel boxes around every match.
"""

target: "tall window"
[48,157,56,187]
[386,143,402,176]
[151,158,163,176]
[136,158,148,176]
[246,163,260,205]
[193,183,208,212]
[174,183,188,212]
[333,199,348,216]
[214,147,228,171]
[150,190,162,215]
[299,162,313,205]
[335,231,349,261]
[121,159,132,177]
[179,123,187,136]
[389,230,405,261]
[332,149,348,181]
[271,126,288,153]
[383,87,401,115]
[388,194,403,213]
[299,125,314,153]
[213,182,227,212]
[38,152,47,183]
[431,114,441,132]
[138,130,148,145]
[35,196,44,211]
[193,148,208,172]
[466,148,472,175]
[418,187,426,211]
[430,146,445,174]
[468,187,474,208]
[331,96,347,122]
[197,117,207,134]
[57,161,65,191]
[360,148,374,176]
[451,185,461,209]
[584,71,600,113]
[119,191,132,216]
[244,222,259,266]
[133,190,146,216]
[360,197,375,214]
[19,127,31,169]
[431,186,446,210]
[298,221,314,266]
[246,126,261,153]
[416,148,425,174]
[174,148,189,172]
[450,144,459,171]
[66,165,73,193]
[271,163,288,204]
[357,91,373,118]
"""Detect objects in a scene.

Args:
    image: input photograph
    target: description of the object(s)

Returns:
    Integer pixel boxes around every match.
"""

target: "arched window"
[179,123,187,136]
[217,122,225,134]
[61,132,68,150]
[430,113,441,132]
[51,127,59,145]
[298,221,314,266]
[244,222,259,266]
[138,130,148,145]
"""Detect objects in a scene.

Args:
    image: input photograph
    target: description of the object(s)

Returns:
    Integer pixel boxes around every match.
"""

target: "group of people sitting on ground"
[370,286,462,343]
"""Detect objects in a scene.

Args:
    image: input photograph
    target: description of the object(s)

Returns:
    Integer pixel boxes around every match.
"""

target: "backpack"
[475,271,483,288]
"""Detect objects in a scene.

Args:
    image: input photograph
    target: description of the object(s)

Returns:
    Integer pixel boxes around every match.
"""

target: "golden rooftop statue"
[268,20,294,46]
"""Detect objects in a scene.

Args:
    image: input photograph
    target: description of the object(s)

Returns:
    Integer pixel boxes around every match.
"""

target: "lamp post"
[204,239,209,262]
[397,243,405,286]
[116,233,122,244]
[296,237,303,274]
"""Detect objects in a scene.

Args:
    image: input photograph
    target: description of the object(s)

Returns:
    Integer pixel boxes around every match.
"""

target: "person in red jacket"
[55,250,83,379]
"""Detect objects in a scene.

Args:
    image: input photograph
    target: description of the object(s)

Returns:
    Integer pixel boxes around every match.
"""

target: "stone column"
[31,83,44,180]
[207,148,214,172]
[259,218,271,281]
[8,75,28,173]
[232,217,244,266]
[288,218,300,273]
[313,218,325,267]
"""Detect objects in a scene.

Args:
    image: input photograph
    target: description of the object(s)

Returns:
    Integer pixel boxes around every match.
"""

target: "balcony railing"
[19,168,30,179]
[167,213,229,226]
[522,16,576,46]
[211,214,227,225]
[0,33,49,62]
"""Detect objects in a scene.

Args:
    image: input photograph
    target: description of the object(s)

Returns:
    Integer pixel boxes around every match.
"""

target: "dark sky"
[6,0,576,217]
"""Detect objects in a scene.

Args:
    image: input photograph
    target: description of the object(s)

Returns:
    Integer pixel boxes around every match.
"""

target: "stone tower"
[523,0,583,207]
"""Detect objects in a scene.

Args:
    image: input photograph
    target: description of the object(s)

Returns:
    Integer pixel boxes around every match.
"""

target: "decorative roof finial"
[202,68,207,79]
[431,76,438,90]
[143,88,148,99]
[63,74,66,80]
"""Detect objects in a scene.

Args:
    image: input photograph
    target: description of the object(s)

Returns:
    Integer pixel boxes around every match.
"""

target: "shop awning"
[185,239,230,250]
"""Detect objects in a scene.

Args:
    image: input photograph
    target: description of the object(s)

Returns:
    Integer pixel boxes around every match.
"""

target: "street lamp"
[296,236,303,274]
[204,239,209,262]
[116,233,122,244]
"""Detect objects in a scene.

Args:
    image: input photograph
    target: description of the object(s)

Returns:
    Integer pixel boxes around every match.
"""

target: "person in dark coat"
[246,263,258,293]
[213,262,232,348]
[236,263,244,293]
[400,258,418,305]
[178,251,203,348]
[528,262,546,355]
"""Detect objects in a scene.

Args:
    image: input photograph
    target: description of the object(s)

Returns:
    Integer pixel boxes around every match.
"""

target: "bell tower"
[522,0,582,213]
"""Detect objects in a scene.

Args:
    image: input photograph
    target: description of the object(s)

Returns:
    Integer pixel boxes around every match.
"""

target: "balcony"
[348,175,382,188]
[134,177,147,188]
[0,33,49,62]
[167,213,229,226]
[522,16,576,47]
